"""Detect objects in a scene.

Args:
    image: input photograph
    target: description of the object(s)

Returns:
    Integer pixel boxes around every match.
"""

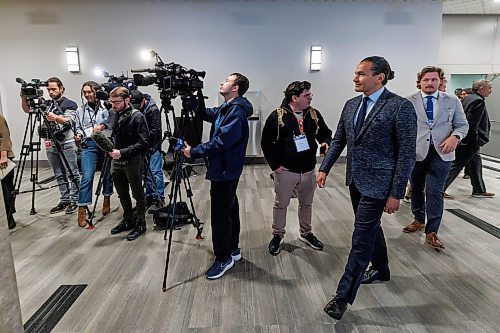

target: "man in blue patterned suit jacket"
[317,56,417,320]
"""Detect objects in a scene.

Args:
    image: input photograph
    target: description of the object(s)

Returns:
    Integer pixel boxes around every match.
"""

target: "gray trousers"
[272,169,316,237]
[46,141,80,203]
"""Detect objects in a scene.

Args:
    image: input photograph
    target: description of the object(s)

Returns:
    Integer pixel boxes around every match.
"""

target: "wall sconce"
[66,46,80,73]
[310,45,322,71]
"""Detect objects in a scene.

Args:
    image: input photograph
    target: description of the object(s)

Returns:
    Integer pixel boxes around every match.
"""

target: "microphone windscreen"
[91,130,114,152]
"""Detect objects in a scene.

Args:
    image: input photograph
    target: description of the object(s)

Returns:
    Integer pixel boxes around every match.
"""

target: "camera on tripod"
[17,78,47,101]
[132,60,205,98]
[95,73,137,101]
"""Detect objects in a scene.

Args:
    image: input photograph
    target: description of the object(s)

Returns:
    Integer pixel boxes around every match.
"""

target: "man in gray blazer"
[318,56,417,320]
[403,66,468,250]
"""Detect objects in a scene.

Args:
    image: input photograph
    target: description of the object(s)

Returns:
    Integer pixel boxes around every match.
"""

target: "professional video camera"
[17,78,47,100]
[96,73,136,100]
[131,58,205,98]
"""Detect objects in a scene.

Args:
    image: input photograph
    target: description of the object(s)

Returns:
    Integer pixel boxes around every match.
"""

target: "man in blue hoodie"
[182,73,252,279]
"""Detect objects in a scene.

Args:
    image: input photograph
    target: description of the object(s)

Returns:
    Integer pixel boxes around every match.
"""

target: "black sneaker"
[299,233,324,250]
[65,202,78,214]
[148,200,164,214]
[268,234,283,255]
[126,225,146,241]
[111,218,135,235]
[50,202,69,214]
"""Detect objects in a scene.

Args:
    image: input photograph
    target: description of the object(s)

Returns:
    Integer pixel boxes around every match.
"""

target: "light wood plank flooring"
[8,163,500,333]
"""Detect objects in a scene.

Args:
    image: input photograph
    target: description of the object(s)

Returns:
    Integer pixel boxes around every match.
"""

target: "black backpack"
[153,201,192,231]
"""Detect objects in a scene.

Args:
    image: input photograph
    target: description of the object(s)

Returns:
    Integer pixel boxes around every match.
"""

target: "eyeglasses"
[109,99,124,105]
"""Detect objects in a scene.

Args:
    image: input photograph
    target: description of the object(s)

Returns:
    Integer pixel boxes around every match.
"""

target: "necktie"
[425,96,433,121]
[355,97,369,136]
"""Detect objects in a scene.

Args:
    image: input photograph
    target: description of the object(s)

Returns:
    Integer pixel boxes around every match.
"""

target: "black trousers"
[112,155,146,225]
[445,144,486,194]
[210,178,240,262]
[336,183,387,304]
[1,166,15,223]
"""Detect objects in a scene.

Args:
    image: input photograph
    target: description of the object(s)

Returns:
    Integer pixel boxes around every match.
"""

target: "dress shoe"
[324,295,348,320]
[361,267,390,284]
[111,219,134,235]
[472,192,495,198]
[126,225,146,241]
[403,220,425,233]
[426,232,445,250]
[8,215,16,230]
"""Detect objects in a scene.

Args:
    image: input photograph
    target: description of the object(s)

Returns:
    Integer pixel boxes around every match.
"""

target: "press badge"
[294,134,309,152]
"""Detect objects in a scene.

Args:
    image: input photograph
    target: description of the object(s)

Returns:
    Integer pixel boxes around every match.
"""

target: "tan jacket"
[0,114,15,158]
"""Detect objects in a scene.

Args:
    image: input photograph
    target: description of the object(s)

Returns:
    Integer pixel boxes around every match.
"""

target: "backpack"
[153,201,193,230]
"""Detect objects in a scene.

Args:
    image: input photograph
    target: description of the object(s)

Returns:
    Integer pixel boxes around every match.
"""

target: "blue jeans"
[46,141,80,203]
[411,145,451,234]
[144,149,165,202]
[78,139,114,206]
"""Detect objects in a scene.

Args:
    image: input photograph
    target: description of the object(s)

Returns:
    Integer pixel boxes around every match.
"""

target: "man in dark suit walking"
[317,56,417,320]
[444,80,494,198]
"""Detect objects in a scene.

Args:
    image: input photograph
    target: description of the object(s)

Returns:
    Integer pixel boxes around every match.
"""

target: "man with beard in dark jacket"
[182,73,252,279]
[108,87,150,241]
[130,90,165,211]
[261,81,332,256]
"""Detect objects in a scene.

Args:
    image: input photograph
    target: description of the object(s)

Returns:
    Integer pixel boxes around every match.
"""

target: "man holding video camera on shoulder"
[108,87,150,241]
[21,77,80,215]
[74,81,115,228]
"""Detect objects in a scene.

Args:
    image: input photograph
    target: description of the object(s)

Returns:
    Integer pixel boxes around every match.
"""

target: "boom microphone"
[91,130,114,152]
[16,77,26,84]
[130,68,150,73]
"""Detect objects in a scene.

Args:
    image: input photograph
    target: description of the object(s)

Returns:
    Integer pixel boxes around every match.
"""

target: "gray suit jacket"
[319,88,417,200]
[409,91,468,162]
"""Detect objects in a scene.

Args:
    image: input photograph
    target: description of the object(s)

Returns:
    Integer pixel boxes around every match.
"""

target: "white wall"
[440,15,500,74]
[0,0,444,158]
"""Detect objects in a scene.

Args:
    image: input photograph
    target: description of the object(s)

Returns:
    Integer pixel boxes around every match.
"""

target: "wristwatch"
[453,135,460,141]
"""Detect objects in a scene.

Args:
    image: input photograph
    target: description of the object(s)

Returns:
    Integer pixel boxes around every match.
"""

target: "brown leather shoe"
[102,196,111,216]
[426,232,445,250]
[78,206,88,228]
[472,192,495,198]
[403,220,425,233]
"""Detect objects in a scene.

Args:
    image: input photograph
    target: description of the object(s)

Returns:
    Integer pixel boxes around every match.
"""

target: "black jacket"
[112,106,149,159]
[261,104,332,173]
[461,92,490,147]
[140,94,162,149]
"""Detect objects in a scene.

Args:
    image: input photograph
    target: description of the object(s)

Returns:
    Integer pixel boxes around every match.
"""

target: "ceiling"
[443,0,500,14]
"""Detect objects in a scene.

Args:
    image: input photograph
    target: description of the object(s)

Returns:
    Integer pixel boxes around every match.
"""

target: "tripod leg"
[88,155,111,227]
[180,165,203,240]
[162,151,184,291]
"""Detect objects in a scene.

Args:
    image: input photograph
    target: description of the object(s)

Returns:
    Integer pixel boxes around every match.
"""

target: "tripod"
[160,95,204,291]
[87,153,112,228]
[12,99,92,226]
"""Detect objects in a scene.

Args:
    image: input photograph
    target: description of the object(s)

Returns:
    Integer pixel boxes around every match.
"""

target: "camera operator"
[21,77,80,214]
[74,81,115,228]
[182,73,252,279]
[108,87,150,241]
[0,113,16,229]
[130,90,165,212]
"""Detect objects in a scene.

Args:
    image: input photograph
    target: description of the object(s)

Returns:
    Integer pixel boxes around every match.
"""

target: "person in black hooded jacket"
[261,81,332,256]
[108,87,150,241]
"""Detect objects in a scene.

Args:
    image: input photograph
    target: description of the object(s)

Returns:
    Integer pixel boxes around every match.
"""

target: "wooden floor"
[8,162,500,333]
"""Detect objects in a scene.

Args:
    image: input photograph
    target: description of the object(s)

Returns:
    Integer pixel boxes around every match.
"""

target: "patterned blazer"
[319,88,417,200]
